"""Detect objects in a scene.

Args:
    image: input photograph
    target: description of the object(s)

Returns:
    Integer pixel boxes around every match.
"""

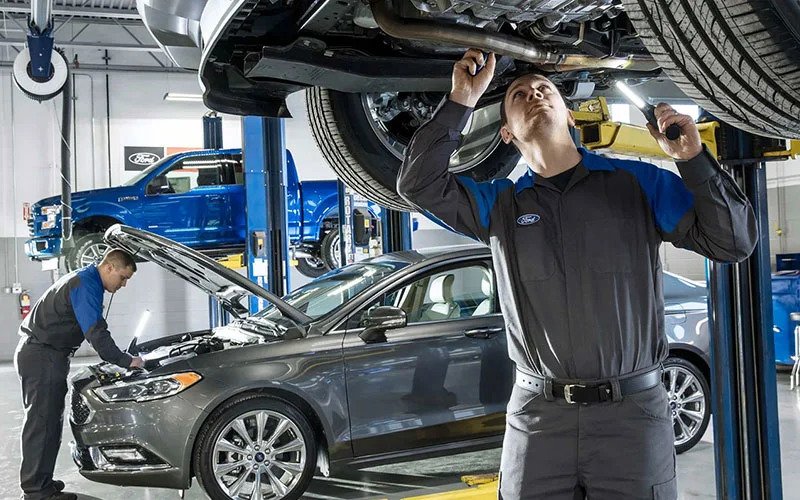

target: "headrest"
[428,274,454,303]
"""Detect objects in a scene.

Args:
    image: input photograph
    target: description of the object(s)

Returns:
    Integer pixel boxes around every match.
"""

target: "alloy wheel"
[79,242,110,268]
[212,410,307,500]
[663,365,707,448]
[361,92,503,173]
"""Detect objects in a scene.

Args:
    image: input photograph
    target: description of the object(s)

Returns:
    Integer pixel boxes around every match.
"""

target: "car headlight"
[93,372,202,403]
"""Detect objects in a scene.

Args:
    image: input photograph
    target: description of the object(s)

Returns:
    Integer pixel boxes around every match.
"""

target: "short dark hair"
[102,249,137,272]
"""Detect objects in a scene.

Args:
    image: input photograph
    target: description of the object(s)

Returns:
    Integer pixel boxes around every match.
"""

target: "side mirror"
[359,306,406,344]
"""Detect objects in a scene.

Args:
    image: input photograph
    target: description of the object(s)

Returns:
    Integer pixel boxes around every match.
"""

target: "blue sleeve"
[614,159,694,234]
[69,278,104,335]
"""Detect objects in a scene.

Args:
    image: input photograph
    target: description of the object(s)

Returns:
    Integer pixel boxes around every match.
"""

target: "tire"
[662,357,711,454]
[320,231,340,270]
[64,232,110,272]
[623,0,800,139]
[193,395,317,500]
[306,88,521,211]
[295,256,330,278]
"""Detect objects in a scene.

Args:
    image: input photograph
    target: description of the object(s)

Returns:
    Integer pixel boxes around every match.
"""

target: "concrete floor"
[1,359,798,500]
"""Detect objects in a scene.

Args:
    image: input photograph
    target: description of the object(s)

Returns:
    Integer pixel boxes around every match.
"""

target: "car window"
[663,272,705,301]
[146,154,239,195]
[348,263,495,328]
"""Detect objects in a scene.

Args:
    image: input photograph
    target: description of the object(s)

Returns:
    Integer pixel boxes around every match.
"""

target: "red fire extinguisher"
[19,291,31,319]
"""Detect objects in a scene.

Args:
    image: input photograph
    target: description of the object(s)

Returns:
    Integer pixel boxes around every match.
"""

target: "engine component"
[371,1,657,71]
[408,0,622,24]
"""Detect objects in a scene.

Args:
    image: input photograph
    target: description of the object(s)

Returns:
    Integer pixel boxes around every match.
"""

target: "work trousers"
[498,383,677,499]
[15,339,71,500]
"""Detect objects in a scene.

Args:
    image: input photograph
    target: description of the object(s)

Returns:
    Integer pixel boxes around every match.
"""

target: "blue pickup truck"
[25,148,371,277]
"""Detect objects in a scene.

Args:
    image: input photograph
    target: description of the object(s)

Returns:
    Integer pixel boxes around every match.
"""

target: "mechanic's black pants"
[498,384,677,499]
[15,339,70,500]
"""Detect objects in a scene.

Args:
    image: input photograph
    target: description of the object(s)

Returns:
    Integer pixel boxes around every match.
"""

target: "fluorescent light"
[133,309,151,340]
[163,92,204,102]
[614,81,647,109]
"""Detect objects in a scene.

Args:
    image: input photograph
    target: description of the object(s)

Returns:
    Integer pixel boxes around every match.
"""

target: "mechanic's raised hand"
[129,356,144,369]
[450,49,496,108]
[647,103,703,160]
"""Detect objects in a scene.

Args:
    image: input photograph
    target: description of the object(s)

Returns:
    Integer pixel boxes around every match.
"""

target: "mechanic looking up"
[15,249,145,500]
[398,49,757,499]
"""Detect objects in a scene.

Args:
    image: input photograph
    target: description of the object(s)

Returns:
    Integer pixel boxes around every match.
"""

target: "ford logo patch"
[517,213,540,225]
[128,152,161,166]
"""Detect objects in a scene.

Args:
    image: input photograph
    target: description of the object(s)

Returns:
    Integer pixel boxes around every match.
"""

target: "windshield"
[122,156,171,186]
[255,261,408,321]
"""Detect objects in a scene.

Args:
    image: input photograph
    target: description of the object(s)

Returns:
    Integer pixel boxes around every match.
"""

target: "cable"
[105,292,114,321]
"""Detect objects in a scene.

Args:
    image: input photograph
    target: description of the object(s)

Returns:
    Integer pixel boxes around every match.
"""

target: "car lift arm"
[572,97,799,162]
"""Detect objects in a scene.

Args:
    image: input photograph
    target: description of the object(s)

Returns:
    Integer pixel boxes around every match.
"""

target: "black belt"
[515,367,662,404]
[23,336,78,356]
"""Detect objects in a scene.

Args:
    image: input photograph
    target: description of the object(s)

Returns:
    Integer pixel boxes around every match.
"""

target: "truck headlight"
[94,372,201,403]
[41,205,61,216]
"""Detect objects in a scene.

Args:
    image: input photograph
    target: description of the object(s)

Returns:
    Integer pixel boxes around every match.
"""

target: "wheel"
[662,357,710,454]
[623,0,800,139]
[12,48,69,101]
[64,233,111,272]
[320,231,340,270]
[295,256,330,279]
[194,395,317,500]
[306,88,521,211]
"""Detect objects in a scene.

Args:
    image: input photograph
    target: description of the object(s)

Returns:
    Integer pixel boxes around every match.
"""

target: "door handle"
[464,327,504,339]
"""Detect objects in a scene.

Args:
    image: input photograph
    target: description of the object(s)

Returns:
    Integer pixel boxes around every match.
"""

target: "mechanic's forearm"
[85,325,133,368]
[675,147,758,262]
[398,98,471,201]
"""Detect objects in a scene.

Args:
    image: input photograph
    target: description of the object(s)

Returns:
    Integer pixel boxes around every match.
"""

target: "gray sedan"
[68,225,710,500]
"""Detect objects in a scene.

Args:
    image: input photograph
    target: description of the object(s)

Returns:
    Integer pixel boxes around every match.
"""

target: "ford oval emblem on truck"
[517,213,541,225]
[128,152,161,166]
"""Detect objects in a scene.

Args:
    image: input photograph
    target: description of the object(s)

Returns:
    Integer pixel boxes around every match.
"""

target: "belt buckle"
[564,384,585,404]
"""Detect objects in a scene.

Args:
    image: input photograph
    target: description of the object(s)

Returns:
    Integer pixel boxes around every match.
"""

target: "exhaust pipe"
[370,1,658,72]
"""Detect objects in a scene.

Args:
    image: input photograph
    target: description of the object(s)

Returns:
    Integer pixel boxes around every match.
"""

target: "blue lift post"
[709,127,783,499]
[203,113,228,328]
[243,116,290,313]
[381,208,412,254]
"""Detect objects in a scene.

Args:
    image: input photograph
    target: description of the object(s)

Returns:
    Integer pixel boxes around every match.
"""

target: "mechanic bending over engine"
[15,249,145,500]
[398,49,757,499]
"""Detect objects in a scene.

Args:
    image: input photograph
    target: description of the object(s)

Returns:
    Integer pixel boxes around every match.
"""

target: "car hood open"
[104,224,311,323]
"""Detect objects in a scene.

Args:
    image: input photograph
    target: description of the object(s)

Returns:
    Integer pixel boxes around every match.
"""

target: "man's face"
[500,74,574,144]
[103,264,134,293]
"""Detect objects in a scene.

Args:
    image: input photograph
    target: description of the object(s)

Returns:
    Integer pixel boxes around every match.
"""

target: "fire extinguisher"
[19,291,31,319]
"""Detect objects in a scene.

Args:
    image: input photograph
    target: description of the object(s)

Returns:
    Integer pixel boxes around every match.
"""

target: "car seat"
[417,274,460,321]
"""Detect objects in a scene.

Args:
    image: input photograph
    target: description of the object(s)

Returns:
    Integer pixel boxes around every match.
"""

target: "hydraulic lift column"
[709,127,783,500]
[204,113,228,327]
[243,116,290,313]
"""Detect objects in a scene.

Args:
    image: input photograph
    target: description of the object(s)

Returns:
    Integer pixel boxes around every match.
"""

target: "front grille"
[70,390,93,425]
[27,219,34,237]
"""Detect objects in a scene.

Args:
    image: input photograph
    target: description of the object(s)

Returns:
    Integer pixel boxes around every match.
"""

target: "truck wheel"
[663,357,710,454]
[623,0,800,138]
[320,231,340,270]
[193,395,317,500]
[65,233,110,272]
[307,88,520,211]
[295,256,330,279]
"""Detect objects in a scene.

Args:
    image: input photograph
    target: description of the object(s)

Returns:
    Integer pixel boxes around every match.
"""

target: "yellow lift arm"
[572,97,800,162]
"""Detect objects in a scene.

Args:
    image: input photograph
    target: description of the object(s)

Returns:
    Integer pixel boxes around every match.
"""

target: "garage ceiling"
[0,0,187,71]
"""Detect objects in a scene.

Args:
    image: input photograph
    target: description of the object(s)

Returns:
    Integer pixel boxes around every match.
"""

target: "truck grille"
[70,391,93,425]
[27,218,34,237]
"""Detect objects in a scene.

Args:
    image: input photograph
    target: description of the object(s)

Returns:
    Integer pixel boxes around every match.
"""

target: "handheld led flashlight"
[615,81,681,141]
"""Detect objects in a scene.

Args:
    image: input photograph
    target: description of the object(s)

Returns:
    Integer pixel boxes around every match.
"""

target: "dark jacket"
[398,99,757,380]
[20,264,133,368]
